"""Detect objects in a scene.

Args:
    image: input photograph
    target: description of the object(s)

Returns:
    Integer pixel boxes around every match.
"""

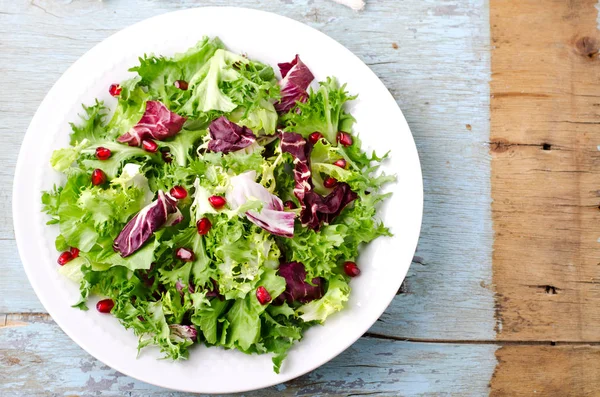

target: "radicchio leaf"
[280,132,357,229]
[117,101,187,146]
[275,262,324,304]
[113,191,179,257]
[280,132,312,203]
[169,324,198,342]
[300,185,357,230]
[226,171,295,238]
[275,55,314,114]
[207,116,256,154]
[205,279,224,300]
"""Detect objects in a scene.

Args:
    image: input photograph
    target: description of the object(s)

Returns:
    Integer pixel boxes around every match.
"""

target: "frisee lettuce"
[40,37,394,373]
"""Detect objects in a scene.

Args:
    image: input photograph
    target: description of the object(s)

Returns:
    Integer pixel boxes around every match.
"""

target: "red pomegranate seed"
[175,247,195,262]
[197,217,212,235]
[96,299,115,313]
[170,186,188,200]
[91,169,107,186]
[323,177,337,188]
[343,261,361,277]
[161,148,173,163]
[333,159,347,169]
[174,80,189,90]
[256,286,272,305]
[142,140,158,153]
[108,84,122,97]
[69,247,80,258]
[337,132,353,147]
[57,251,73,266]
[208,195,227,209]
[283,200,297,210]
[309,132,323,144]
[95,146,112,160]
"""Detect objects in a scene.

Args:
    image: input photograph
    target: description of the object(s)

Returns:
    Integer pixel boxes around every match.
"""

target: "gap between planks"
[5,312,600,347]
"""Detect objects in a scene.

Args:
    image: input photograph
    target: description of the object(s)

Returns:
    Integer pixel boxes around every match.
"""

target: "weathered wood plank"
[0,314,498,396]
[0,240,44,313]
[490,345,600,396]
[1,0,494,340]
[490,0,600,341]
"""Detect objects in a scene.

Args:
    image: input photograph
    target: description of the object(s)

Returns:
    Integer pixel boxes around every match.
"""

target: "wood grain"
[491,0,600,341]
[0,314,497,397]
[491,345,600,397]
[1,0,495,341]
[489,0,600,394]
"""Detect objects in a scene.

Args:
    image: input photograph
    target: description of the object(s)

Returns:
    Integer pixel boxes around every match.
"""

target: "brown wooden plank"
[491,0,600,341]
[490,345,600,396]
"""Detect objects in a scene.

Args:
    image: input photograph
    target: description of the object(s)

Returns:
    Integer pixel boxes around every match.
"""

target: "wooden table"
[2,0,598,395]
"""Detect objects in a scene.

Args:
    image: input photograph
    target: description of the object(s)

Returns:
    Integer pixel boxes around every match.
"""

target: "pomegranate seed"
[170,186,188,200]
[284,200,297,210]
[208,195,227,209]
[91,169,107,186]
[333,159,347,169]
[174,80,189,90]
[57,251,73,266]
[108,84,122,97]
[161,148,173,163]
[142,140,158,153]
[197,217,212,235]
[309,132,323,144]
[337,132,353,147]
[95,146,112,160]
[323,177,337,188]
[256,286,272,305]
[175,247,195,262]
[96,299,115,313]
[343,261,361,277]
[69,247,80,258]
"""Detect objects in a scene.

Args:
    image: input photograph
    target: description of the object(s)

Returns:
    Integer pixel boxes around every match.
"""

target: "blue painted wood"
[1,0,494,339]
[0,314,497,396]
[0,0,495,394]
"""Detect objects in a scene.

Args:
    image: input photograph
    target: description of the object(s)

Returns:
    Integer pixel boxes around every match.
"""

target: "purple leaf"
[113,191,179,257]
[280,132,312,204]
[226,171,295,238]
[275,55,315,114]
[207,116,256,154]
[276,262,324,304]
[205,279,224,300]
[169,324,198,342]
[280,132,357,229]
[117,101,187,146]
[300,185,357,230]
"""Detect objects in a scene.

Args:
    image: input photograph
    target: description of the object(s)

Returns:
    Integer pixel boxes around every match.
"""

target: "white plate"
[13,7,422,394]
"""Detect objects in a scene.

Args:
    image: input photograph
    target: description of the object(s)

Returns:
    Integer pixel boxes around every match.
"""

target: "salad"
[41,37,394,372]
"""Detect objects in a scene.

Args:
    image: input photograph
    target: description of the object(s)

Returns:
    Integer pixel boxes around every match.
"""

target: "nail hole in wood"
[545,285,558,294]
[542,143,551,151]
[551,341,556,346]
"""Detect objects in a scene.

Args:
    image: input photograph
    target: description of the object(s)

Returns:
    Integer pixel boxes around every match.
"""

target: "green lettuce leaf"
[282,77,356,144]
[50,139,90,173]
[296,276,349,323]
[69,101,109,145]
